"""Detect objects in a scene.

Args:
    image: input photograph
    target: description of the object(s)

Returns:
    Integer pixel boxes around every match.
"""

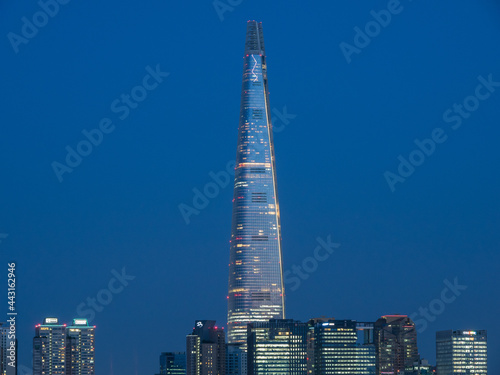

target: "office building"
[186,321,225,375]
[227,20,286,346]
[247,319,308,375]
[374,315,420,375]
[307,318,376,375]
[436,330,487,375]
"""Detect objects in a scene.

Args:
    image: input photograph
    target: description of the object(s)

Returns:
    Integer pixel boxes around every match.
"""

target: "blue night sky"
[1,1,499,374]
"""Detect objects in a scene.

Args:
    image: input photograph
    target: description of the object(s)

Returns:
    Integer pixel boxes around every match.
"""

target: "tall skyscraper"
[374,315,420,375]
[436,330,487,375]
[33,318,96,375]
[247,319,308,375]
[307,318,376,375]
[227,20,285,347]
[186,321,225,375]
[65,319,95,375]
[33,318,66,375]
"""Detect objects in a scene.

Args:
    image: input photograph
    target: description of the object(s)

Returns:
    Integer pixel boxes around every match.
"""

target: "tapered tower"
[227,21,285,346]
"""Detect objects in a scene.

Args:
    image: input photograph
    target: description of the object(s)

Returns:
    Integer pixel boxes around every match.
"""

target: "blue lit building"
[227,20,285,346]
[307,318,376,375]
[247,319,308,375]
[436,330,487,375]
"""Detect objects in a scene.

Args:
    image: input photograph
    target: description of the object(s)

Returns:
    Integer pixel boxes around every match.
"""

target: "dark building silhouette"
[374,315,419,375]
[158,352,186,375]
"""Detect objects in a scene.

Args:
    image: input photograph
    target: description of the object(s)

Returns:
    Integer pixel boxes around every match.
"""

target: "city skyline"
[1,2,499,374]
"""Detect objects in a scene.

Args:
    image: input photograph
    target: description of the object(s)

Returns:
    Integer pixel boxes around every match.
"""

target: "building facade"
[65,319,95,375]
[307,319,376,375]
[247,319,308,375]
[186,321,225,375]
[33,318,95,375]
[436,330,487,375]
[33,318,66,375]
[159,352,186,375]
[226,345,246,375]
[374,315,420,375]
[227,20,285,346]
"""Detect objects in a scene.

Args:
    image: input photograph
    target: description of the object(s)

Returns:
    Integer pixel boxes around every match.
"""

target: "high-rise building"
[307,318,376,375]
[159,352,186,375]
[436,330,487,375]
[33,318,96,375]
[227,20,285,347]
[65,319,95,375]
[247,319,308,375]
[186,321,225,375]
[33,318,66,375]
[374,315,420,375]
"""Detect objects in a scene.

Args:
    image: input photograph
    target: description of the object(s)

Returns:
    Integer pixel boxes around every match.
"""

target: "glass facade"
[227,20,285,346]
[247,319,308,375]
[307,319,376,375]
[436,330,487,375]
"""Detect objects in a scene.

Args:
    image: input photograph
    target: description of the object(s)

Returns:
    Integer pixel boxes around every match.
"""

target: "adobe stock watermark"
[7,0,71,54]
[0,233,8,245]
[76,267,135,323]
[213,0,244,22]
[284,235,340,292]
[410,277,467,333]
[340,0,413,64]
[51,64,169,182]
[384,74,499,192]
[178,106,296,224]
[17,364,32,375]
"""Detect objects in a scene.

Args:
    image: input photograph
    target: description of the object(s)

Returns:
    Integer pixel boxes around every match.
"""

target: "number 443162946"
[8,263,15,312]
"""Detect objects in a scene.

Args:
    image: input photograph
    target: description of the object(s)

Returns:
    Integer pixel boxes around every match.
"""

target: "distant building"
[0,323,8,375]
[374,315,420,375]
[33,317,95,375]
[65,319,95,375]
[33,318,66,375]
[0,323,16,375]
[226,345,245,375]
[186,320,225,375]
[436,330,487,375]
[307,318,376,375]
[404,358,436,375]
[247,319,308,375]
[159,352,186,375]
